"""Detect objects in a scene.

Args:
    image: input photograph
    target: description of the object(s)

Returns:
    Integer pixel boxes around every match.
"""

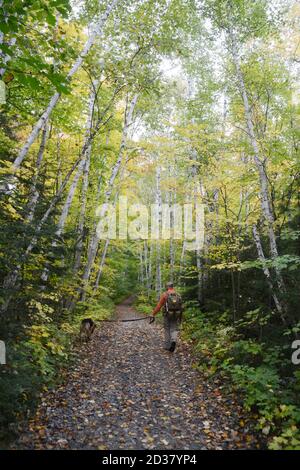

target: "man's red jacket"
[152,288,175,316]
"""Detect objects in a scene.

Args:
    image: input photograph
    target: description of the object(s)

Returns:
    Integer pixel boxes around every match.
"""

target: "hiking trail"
[16,298,261,450]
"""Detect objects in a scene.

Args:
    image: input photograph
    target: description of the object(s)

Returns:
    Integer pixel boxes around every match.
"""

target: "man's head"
[166,282,174,290]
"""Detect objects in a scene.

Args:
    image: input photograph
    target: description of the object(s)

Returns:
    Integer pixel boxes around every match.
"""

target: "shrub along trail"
[16,299,262,450]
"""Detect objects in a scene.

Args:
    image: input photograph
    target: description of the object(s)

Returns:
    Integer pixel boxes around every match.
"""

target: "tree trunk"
[230,33,286,298]
[139,246,144,285]
[93,184,121,291]
[155,165,162,298]
[73,153,91,272]
[0,116,103,312]
[94,239,110,290]
[80,93,138,300]
[25,121,49,223]
[148,242,153,294]
[193,177,203,304]
[169,183,175,284]
[231,270,236,323]
[179,240,186,284]
[40,83,97,283]
[64,166,105,312]
[144,241,150,292]
[252,224,285,323]
[73,132,109,274]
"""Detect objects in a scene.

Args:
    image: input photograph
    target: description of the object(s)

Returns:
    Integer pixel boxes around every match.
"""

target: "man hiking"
[149,282,183,352]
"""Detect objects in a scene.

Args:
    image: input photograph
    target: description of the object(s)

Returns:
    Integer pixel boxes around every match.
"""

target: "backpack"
[165,292,183,320]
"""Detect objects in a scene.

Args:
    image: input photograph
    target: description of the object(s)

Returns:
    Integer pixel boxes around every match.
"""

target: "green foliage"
[0,292,114,445]
[225,364,281,412]
[241,255,300,272]
[134,292,156,316]
[0,0,73,94]
[181,306,300,450]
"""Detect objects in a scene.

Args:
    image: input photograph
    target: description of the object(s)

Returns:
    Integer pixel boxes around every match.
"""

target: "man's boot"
[169,341,176,352]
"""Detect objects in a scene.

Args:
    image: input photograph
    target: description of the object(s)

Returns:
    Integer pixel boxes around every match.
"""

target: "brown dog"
[80,318,96,342]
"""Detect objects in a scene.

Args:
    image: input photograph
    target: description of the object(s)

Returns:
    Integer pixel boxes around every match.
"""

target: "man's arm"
[152,293,167,316]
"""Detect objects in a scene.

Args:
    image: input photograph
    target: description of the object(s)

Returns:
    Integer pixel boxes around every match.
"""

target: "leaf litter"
[15,301,262,450]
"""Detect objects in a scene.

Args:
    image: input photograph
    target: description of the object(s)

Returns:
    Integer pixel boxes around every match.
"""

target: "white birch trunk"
[93,186,121,291]
[230,33,286,296]
[73,131,110,274]
[40,84,97,282]
[25,122,49,223]
[168,176,175,284]
[179,240,186,282]
[155,165,162,298]
[1,131,97,311]
[190,155,204,304]
[73,152,91,273]
[40,158,86,283]
[80,93,138,299]
[144,240,150,292]
[94,238,110,290]
[148,242,153,294]
[252,225,285,323]
[139,247,144,285]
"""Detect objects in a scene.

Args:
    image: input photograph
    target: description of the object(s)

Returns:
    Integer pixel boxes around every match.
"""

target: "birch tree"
[155,164,162,297]
[11,0,120,171]
[40,82,98,283]
[1,92,113,311]
[252,224,286,323]
[80,93,139,299]
[25,122,49,223]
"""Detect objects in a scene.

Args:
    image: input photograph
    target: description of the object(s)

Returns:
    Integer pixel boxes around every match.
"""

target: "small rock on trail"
[15,300,261,450]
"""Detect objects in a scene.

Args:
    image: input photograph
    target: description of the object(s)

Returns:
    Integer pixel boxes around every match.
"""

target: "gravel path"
[17,299,261,450]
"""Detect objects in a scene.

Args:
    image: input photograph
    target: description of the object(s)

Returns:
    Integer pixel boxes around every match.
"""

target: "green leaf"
[47,72,71,94]
[46,12,57,27]
[16,73,40,90]
[0,21,10,34]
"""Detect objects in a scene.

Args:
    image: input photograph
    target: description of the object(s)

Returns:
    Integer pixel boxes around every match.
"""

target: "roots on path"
[16,300,261,450]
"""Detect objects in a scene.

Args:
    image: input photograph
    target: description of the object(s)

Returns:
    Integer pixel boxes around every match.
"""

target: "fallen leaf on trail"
[14,301,263,451]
